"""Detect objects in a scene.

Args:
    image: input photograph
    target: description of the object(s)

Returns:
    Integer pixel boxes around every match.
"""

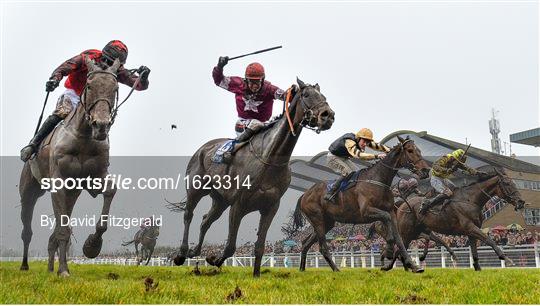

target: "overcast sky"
[1,1,539,157]
[1,1,539,254]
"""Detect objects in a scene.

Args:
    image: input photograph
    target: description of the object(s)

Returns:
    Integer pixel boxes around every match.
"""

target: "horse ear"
[107,58,121,73]
[397,135,405,143]
[314,83,320,91]
[85,57,99,72]
[297,77,306,89]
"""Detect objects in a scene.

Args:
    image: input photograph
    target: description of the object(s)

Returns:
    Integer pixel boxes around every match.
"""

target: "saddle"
[326,171,362,193]
[211,117,282,164]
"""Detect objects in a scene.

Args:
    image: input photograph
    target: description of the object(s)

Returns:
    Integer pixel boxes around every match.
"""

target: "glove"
[217,56,229,69]
[46,79,59,92]
[137,66,151,80]
[376,153,387,160]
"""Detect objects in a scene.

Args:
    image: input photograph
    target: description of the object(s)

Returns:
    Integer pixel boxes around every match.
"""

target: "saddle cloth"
[326,171,361,193]
[212,139,236,164]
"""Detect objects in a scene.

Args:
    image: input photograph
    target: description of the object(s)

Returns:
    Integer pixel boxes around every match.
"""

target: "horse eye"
[303,92,309,98]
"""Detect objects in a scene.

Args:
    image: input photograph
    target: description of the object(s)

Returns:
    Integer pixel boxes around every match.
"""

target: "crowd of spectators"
[185,224,539,256]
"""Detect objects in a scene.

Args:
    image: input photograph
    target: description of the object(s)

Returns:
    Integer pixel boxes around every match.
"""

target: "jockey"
[20,40,151,162]
[139,216,153,234]
[419,148,485,214]
[212,56,287,141]
[324,128,390,203]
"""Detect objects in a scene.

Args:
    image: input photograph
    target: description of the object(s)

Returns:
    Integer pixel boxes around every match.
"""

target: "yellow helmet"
[449,149,466,162]
[355,128,374,141]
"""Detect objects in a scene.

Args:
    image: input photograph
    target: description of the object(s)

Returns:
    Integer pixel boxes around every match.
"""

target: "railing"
[482,198,508,220]
[4,244,539,269]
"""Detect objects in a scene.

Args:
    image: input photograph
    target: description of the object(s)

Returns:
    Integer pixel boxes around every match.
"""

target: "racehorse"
[293,136,431,273]
[19,58,122,276]
[172,78,334,277]
[379,168,525,271]
[122,225,160,265]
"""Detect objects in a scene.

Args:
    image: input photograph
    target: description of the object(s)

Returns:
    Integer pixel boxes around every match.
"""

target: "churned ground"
[1,261,539,304]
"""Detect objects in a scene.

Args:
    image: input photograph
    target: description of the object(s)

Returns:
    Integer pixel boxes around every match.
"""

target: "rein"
[248,84,327,167]
[110,69,146,125]
[80,69,144,126]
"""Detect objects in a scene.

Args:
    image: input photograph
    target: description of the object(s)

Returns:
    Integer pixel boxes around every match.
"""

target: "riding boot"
[20,115,62,162]
[223,128,256,164]
[236,127,256,143]
[324,172,354,204]
[419,193,448,214]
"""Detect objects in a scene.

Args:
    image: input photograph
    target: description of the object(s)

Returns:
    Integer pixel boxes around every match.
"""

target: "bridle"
[80,68,144,126]
[295,86,329,134]
[480,174,524,211]
[250,85,330,167]
[80,70,118,124]
[379,139,424,176]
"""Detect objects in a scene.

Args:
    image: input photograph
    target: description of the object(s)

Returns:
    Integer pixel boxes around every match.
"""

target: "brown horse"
[293,136,431,273]
[367,198,458,270]
[171,78,334,277]
[122,225,160,265]
[380,168,525,271]
[19,58,121,276]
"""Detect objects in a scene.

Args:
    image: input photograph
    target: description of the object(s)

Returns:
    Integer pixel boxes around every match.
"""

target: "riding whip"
[461,143,472,163]
[34,91,50,135]
[228,46,282,61]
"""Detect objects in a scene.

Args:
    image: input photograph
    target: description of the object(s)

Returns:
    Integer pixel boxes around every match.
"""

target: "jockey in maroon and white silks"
[212,56,286,140]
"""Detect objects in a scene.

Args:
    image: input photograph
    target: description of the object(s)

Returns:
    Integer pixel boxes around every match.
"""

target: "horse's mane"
[460,172,498,189]
[355,141,403,178]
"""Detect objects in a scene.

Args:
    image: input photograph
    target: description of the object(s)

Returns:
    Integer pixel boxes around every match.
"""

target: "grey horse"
[122,225,160,265]
[172,78,335,277]
[19,58,121,276]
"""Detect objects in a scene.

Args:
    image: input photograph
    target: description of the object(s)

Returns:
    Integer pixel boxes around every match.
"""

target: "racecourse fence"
[4,244,539,269]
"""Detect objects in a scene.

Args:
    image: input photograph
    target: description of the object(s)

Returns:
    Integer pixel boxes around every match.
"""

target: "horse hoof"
[504,258,515,266]
[83,234,103,258]
[411,266,424,273]
[205,255,219,267]
[473,264,482,271]
[20,265,29,271]
[380,266,392,272]
[173,255,186,266]
[58,271,70,278]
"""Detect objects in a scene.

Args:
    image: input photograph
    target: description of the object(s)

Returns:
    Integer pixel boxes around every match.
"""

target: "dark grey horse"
[19,58,121,277]
[173,78,334,277]
[380,168,525,271]
[122,225,160,265]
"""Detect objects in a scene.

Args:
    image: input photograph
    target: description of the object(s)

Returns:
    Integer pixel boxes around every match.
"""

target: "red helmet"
[245,62,265,80]
[102,40,128,64]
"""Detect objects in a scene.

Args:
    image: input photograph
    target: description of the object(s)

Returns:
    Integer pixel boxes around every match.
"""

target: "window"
[523,208,540,226]
[513,179,540,192]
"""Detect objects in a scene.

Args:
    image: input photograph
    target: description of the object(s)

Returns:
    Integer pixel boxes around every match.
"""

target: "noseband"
[296,88,328,134]
[80,70,118,122]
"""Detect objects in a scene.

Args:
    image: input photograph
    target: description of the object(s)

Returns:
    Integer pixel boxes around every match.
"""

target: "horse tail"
[165,197,187,212]
[121,239,135,246]
[367,222,378,240]
[293,194,305,230]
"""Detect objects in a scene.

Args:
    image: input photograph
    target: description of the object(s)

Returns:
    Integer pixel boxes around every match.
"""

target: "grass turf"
[1,261,539,304]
